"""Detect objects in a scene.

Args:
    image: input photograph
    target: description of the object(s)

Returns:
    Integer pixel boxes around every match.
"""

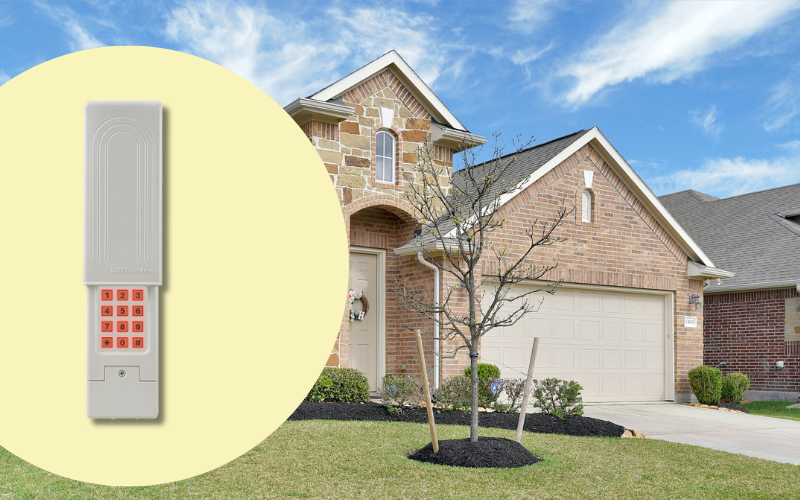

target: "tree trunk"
[469,352,479,442]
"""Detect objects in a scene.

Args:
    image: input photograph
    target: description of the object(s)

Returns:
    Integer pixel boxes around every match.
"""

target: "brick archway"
[343,194,417,241]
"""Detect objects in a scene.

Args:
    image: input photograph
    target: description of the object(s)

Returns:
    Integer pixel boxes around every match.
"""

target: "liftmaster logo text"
[110,267,154,274]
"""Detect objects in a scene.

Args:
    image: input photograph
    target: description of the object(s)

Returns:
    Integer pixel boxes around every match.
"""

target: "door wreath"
[348,289,369,321]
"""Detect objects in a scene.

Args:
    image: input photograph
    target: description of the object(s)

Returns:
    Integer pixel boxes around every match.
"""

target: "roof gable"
[310,51,466,132]
[660,183,800,292]
[454,127,718,268]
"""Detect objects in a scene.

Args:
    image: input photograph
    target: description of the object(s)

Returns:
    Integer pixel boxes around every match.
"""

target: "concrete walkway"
[583,403,800,465]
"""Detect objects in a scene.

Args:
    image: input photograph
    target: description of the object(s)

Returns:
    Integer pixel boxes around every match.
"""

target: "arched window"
[582,189,592,223]
[375,130,395,183]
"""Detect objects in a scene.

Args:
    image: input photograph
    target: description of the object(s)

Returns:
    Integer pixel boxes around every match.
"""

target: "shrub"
[433,375,472,411]
[498,378,527,413]
[305,367,370,403]
[532,378,584,418]
[688,366,723,405]
[721,372,750,404]
[464,363,502,409]
[378,373,422,410]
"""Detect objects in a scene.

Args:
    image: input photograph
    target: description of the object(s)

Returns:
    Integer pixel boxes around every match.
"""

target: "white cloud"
[165,1,466,105]
[509,0,560,33]
[510,44,552,66]
[652,155,800,197]
[690,105,723,138]
[763,73,800,131]
[560,1,800,106]
[0,70,9,85]
[34,3,104,51]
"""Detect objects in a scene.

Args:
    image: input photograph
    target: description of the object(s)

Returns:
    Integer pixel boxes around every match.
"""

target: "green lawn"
[1,420,798,499]
[743,401,800,422]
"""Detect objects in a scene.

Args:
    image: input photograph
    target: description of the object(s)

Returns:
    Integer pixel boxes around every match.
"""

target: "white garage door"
[481,286,669,402]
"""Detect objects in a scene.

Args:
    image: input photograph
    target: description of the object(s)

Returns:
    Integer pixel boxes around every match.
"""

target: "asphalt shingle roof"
[398,130,590,251]
[659,184,800,291]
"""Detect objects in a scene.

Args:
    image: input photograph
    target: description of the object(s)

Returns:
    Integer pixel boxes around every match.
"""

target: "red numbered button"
[132,289,144,301]
[132,321,144,333]
[100,337,114,349]
[117,337,129,348]
[101,305,113,317]
[101,321,113,332]
[117,289,129,301]
[117,321,129,333]
[101,289,113,301]
[133,305,144,317]
[117,305,128,316]
[132,337,145,349]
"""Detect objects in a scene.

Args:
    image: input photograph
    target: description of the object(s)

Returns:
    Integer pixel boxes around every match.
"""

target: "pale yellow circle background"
[0,47,348,486]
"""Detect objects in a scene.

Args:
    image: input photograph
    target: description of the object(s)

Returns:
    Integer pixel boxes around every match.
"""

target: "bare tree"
[397,135,572,443]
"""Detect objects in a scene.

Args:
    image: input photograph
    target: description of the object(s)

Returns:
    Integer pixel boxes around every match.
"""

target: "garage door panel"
[580,292,600,312]
[625,323,643,342]
[602,322,621,341]
[528,318,551,339]
[580,349,600,369]
[481,285,667,403]
[602,294,621,313]
[579,320,600,340]
[553,319,574,339]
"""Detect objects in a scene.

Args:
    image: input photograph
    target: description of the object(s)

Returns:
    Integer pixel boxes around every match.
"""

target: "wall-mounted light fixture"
[689,294,702,311]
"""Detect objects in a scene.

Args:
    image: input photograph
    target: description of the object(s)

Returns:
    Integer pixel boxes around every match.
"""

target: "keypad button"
[100,336,114,349]
[132,289,144,301]
[117,305,128,316]
[117,289,129,301]
[101,305,113,317]
[117,321,129,333]
[132,305,144,317]
[101,321,113,333]
[101,289,113,301]
[117,337,129,348]
[132,337,145,349]
[132,321,144,333]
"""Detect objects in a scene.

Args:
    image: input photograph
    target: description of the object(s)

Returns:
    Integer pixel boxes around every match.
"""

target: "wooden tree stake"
[516,337,540,443]
[415,329,439,453]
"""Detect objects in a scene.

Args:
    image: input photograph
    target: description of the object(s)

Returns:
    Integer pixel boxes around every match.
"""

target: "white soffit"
[310,51,466,132]
[480,127,716,268]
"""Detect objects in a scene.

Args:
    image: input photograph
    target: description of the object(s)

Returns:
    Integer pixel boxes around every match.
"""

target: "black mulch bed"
[718,402,748,412]
[408,437,541,468]
[289,401,625,438]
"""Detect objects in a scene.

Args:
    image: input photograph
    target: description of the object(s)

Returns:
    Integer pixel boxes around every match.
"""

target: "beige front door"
[349,251,380,391]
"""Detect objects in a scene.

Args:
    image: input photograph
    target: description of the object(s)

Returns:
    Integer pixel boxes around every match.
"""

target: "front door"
[348,251,379,391]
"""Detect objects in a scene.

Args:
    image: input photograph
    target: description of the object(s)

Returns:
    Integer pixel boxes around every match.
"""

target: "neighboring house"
[285,51,728,403]
[660,186,800,400]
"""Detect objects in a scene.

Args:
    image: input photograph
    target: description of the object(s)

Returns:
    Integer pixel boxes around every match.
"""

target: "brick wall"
[437,144,701,397]
[704,288,800,392]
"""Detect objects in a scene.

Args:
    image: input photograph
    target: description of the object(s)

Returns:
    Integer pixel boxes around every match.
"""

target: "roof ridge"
[711,182,800,203]
[457,129,588,172]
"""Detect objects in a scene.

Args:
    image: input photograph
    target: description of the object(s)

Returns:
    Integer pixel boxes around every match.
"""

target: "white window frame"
[582,189,592,223]
[375,130,395,184]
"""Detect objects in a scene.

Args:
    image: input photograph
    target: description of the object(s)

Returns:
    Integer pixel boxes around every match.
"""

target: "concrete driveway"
[583,403,800,465]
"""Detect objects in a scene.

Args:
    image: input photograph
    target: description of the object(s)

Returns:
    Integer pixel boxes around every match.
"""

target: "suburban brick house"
[661,186,800,401]
[286,51,730,403]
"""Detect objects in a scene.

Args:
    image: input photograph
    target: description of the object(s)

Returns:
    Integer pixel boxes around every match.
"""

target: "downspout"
[417,252,440,389]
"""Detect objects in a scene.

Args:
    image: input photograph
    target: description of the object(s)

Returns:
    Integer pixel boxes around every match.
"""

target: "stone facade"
[704,288,800,394]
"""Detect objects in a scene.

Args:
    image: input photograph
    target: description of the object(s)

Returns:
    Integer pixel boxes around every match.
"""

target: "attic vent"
[582,189,592,223]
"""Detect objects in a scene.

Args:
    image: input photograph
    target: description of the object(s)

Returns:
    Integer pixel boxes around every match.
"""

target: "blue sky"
[2,0,800,198]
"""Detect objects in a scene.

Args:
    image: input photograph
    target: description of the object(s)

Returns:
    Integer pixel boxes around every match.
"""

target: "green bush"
[305,367,370,403]
[721,372,750,404]
[688,366,723,405]
[464,363,501,380]
[532,378,584,418]
[433,375,472,411]
[378,373,422,410]
[464,363,501,409]
[498,378,527,413]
